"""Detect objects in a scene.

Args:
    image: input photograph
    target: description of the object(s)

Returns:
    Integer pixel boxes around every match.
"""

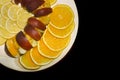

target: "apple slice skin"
[33,8,52,17]
[28,17,46,30]
[24,24,41,41]
[16,31,33,50]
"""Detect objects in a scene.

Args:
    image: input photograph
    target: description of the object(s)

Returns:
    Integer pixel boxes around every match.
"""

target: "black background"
[0,0,87,79]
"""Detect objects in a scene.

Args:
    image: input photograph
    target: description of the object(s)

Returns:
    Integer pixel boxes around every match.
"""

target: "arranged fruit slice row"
[19,51,40,70]
[43,29,71,51]
[0,0,11,5]
[0,36,6,45]
[5,37,20,57]
[1,2,12,19]
[49,4,74,29]
[8,4,21,21]
[49,0,57,5]
[30,47,52,65]
[48,22,75,38]
[38,38,62,58]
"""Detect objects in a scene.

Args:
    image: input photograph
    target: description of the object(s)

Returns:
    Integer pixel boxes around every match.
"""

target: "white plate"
[0,0,79,72]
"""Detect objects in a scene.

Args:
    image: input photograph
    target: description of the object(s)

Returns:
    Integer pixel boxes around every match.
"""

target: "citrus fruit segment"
[43,29,71,51]
[17,9,33,29]
[0,25,15,39]
[19,51,40,70]
[48,22,75,38]
[1,2,12,19]
[38,38,62,58]
[37,16,50,25]
[5,38,20,57]
[0,0,11,5]
[6,18,21,33]
[0,36,6,45]
[30,47,52,65]
[49,4,74,29]
[0,14,7,27]
[8,5,21,21]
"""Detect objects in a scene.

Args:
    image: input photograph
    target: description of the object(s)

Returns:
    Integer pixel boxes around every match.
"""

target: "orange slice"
[43,29,71,51]
[48,22,75,38]
[38,38,62,58]
[30,47,52,65]
[49,4,74,29]
[19,51,40,70]
[6,38,20,57]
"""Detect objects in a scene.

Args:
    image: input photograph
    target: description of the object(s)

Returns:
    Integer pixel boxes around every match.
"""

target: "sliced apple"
[28,17,46,30]
[16,31,33,50]
[24,24,41,41]
[33,8,52,17]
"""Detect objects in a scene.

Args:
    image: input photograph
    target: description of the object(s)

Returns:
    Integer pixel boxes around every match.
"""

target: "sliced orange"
[49,4,74,29]
[38,38,62,58]
[48,22,75,38]
[43,29,71,51]
[19,51,40,70]
[6,38,20,57]
[30,47,52,65]
[0,36,6,45]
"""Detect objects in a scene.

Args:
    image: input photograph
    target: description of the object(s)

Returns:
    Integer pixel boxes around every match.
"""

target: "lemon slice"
[0,25,15,39]
[0,14,7,27]
[50,4,74,29]
[6,18,21,33]
[1,2,12,19]
[49,0,57,5]
[17,9,33,29]
[0,0,11,5]
[8,5,21,21]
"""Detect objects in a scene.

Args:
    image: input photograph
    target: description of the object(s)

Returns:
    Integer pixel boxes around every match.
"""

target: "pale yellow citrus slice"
[17,9,33,29]
[1,2,12,19]
[0,36,6,45]
[6,38,20,57]
[0,14,7,27]
[43,29,71,51]
[30,47,52,65]
[49,4,74,29]
[8,5,21,21]
[38,38,62,58]
[0,25,15,39]
[19,51,40,70]
[0,0,11,5]
[6,18,21,33]
[37,16,50,25]
[48,22,75,38]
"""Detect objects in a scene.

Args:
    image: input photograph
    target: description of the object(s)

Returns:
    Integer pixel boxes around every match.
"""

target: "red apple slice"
[16,31,33,50]
[33,8,52,17]
[28,17,46,30]
[24,24,41,41]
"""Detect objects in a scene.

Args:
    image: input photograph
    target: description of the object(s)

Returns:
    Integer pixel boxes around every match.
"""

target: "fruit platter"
[0,0,78,72]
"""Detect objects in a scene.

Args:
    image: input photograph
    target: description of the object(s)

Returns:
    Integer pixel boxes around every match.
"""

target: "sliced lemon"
[30,47,52,65]
[0,0,11,5]
[19,51,40,70]
[8,5,21,21]
[6,18,21,33]
[38,38,62,58]
[43,29,71,51]
[49,4,74,29]
[0,25,15,39]
[49,0,57,5]
[1,2,12,19]
[0,14,7,27]
[17,9,33,29]
[48,22,75,38]
[37,16,50,25]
